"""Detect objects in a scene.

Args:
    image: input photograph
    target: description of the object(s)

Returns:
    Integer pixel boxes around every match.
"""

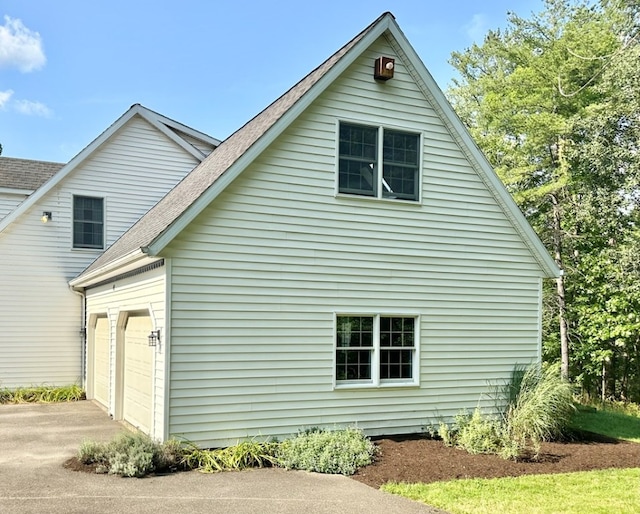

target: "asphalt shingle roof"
[0,157,64,191]
[81,13,386,277]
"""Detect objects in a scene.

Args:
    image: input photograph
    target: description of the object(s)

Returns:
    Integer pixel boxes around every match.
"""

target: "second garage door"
[123,314,153,434]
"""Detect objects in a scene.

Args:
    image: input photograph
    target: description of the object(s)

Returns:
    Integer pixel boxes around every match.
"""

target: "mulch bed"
[352,431,640,488]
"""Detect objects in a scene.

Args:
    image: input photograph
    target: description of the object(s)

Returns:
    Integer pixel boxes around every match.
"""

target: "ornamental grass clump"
[182,439,279,473]
[0,384,85,403]
[502,363,576,457]
[276,427,377,475]
[436,363,575,460]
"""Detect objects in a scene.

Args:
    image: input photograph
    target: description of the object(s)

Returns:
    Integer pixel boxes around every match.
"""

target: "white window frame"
[333,312,420,389]
[72,194,105,250]
[335,120,423,203]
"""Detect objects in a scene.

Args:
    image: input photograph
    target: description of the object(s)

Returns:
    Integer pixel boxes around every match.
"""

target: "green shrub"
[183,439,278,473]
[454,409,505,455]
[0,384,85,403]
[276,427,377,475]
[78,432,185,477]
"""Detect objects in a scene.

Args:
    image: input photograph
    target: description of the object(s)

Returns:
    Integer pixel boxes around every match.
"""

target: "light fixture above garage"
[148,329,161,347]
[41,211,52,223]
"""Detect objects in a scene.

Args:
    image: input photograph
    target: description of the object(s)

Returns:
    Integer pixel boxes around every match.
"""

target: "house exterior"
[69,12,560,448]
[0,105,219,388]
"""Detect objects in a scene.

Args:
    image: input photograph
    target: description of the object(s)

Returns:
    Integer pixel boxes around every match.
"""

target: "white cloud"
[0,15,46,72]
[13,99,52,117]
[465,13,488,43]
[0,89,14,108]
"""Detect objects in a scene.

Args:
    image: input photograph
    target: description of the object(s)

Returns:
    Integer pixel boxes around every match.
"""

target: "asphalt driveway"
[0,401,444,514]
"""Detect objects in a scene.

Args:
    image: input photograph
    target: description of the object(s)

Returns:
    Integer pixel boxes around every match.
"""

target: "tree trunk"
[551,193,569,379]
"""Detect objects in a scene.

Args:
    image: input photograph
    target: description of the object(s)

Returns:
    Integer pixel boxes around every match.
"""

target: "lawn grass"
[571,406,640,443]
[384,407,640,512]
[383,468,640,514]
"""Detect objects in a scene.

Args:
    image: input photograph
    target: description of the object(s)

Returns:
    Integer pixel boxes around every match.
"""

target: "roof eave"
[145,14,395,256]
[70,248,153,289]
[384,23,561,279]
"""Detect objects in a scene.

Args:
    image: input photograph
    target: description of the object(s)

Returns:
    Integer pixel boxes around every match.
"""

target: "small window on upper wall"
[73,195,104,249]
[338,122,420,202]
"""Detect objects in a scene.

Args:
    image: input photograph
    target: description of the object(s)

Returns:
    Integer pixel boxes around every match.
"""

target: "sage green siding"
[166,36,546,447]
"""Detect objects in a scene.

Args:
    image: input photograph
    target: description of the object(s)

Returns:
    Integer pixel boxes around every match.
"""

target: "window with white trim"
[73,195,104,249]
[335,314,418,386]
[338,122,420,201]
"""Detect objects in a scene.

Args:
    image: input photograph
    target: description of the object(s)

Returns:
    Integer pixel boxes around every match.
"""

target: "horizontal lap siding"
[167,37,545,447]
[0,193,26,220]
[85,265,166,440]
[0,117,199,387]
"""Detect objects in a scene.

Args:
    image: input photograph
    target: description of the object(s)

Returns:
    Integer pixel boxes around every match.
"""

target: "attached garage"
[120,313,154,434]
[92,315,110,408]
[81,262,167,441]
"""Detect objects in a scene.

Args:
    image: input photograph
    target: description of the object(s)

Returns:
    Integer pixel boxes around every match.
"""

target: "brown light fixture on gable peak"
[374,56,395,81]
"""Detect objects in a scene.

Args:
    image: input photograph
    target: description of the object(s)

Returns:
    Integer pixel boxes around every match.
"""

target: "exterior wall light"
[41,211,52,223]
[148,329,161,347]
[374,56,395,81]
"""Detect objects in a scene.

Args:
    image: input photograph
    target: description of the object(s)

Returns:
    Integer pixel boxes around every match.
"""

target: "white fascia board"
[0,106,141,234]
[385,22,560,279]
[139,109,209,161]
[152,111,221,148]
[146,16,394,256]
[69,248,152,289]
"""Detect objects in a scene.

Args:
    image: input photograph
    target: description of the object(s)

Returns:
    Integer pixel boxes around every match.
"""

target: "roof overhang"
[69,248,157,290]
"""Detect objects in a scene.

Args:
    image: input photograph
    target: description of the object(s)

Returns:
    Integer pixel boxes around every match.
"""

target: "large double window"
[338,123,420,201]
[335,314,418,387]
[73,195,104,249]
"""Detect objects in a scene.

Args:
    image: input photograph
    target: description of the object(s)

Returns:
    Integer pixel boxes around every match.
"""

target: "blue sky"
[1,0,541,163]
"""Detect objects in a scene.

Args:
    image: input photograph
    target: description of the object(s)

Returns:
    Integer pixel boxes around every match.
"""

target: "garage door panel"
[123,315,153,434]
[93,316,110,408]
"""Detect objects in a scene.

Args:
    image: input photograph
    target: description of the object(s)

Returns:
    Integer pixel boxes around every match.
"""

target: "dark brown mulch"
[352,431,640,488]
[63,458,101,473]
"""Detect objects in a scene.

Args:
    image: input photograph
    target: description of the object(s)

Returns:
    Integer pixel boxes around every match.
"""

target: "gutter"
[69,285,87,389]
[69,248,153,290]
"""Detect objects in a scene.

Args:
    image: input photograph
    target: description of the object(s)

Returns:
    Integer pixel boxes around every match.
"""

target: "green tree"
[447,0,639,393]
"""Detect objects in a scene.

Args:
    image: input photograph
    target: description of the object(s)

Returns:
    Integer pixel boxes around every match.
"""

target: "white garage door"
[123,314,153,434]
[93,316,110,408]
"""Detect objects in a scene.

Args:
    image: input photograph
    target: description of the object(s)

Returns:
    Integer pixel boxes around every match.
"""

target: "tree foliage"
[448,0,640,400]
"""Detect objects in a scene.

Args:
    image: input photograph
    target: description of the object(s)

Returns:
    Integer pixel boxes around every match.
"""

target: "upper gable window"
[338,122,420,202]
[73,196,104,249]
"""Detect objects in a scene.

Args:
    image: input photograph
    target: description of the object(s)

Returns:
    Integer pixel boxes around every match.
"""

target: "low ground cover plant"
[78,426,376,477]
[78,432,184,477]
[0,384,85,403]
[276,427,377,475]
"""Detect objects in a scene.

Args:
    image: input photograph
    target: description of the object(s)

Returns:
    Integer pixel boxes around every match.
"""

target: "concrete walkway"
[0,402,445,514]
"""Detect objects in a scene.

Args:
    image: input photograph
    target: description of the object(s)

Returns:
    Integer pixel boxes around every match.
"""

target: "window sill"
[334,381,419,391]
[335,193,422,206]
